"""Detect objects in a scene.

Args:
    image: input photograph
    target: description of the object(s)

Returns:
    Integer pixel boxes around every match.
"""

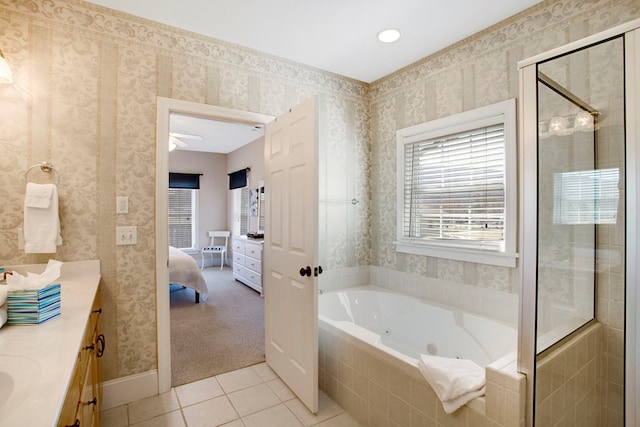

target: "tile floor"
[100,363,362,427]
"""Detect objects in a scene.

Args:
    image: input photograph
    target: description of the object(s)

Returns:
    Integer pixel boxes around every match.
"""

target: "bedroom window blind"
[168,188,196,249]
[240,187,249,235]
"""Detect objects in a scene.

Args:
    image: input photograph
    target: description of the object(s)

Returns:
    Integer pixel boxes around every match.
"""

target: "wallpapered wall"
[0,0,637,391]
[0,0,370,382]
[367,0,638,422]
[368,0,638,293]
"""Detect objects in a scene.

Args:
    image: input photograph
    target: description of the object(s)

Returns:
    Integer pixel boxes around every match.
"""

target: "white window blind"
[396,99,517,266]
[240,187,249,235]
[168,188,195,249]
[553,168,620,225]
[403,124,505,249]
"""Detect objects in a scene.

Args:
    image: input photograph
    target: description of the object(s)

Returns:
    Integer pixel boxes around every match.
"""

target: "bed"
[169,246,209,303]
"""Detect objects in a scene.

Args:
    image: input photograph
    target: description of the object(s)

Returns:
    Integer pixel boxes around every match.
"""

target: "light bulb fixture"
[574,110,594,132]
[548,115,572,136]
[377,28,401,43]
[0,49,13,84]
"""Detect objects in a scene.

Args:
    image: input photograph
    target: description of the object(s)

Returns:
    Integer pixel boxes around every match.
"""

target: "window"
[396,99,517,267]
[168,188,197,249]
[553,168,620,225]
[168,172,200,250]
[232,187,250,236]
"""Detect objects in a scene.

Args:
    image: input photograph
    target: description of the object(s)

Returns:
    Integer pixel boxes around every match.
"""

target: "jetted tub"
[318,286,517,369]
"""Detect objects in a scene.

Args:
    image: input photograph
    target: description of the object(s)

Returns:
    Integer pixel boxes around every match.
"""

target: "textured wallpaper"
[0,3,637,414]
[369,0,639,294]
[0,0,370,381]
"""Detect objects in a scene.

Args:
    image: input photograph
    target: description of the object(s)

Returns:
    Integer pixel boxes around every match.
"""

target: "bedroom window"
[396,99,517,267]
[168,172,201,250]
[168,188,197,250]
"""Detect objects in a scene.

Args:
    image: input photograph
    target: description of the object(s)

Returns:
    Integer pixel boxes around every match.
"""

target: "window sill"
[395,241,518,268]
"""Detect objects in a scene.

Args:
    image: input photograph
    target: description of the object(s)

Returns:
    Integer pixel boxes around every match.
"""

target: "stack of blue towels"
[7,283,61,324]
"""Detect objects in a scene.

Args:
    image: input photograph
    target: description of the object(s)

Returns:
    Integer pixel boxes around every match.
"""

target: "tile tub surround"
[535,323,604,426]
[0,260,101,426]
[319,320,526,426]
[369,265,519,325]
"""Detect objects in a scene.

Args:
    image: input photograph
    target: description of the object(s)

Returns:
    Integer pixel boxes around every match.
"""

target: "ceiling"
[170,114,264,154]
[85,0,543,152]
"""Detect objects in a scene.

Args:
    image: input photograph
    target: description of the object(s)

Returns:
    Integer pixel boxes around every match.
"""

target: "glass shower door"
[521,34,627,426]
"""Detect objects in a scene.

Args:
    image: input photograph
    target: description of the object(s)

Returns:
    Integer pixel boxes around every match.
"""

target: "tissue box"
[7,283,61,324]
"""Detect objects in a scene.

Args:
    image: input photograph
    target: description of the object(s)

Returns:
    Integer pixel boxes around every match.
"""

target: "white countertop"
[0,260,101,427]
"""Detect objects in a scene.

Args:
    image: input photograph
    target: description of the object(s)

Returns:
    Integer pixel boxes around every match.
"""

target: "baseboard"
[101,370,158,410]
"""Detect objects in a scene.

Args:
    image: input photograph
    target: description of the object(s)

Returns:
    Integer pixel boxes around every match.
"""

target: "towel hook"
[24,161,61,186]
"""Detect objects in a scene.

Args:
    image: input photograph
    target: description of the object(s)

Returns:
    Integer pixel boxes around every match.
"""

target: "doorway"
[156,97,273,393]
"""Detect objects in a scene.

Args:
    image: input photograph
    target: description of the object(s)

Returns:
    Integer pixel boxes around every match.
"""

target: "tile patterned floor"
[100,363,361,427]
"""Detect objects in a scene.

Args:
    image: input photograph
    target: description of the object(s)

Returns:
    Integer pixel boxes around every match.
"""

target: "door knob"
[314,266,323,276]
[299,266,312,277]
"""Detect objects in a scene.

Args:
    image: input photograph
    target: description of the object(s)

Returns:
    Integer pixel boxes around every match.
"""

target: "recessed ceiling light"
[377,28,401,43]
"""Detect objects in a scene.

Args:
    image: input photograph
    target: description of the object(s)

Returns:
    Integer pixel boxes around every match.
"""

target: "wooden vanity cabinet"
[58,290,104,427]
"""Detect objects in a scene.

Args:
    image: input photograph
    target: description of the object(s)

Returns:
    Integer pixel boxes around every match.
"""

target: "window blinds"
[403,124,505,247]
[240,187,249,235]
[553,168,620,225]
[168,188,194,248]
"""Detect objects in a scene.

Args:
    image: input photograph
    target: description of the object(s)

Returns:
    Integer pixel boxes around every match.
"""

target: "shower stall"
[519,19,640,426]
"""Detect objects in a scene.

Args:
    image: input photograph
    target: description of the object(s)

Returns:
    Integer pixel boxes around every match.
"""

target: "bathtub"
[318,284,525,426]
[318,285,517,370]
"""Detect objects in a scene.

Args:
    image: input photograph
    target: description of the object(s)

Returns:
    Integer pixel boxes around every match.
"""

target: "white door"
[264,96,319,413]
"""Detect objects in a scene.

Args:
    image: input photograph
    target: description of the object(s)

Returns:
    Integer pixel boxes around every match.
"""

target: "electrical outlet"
[116,226,137,245]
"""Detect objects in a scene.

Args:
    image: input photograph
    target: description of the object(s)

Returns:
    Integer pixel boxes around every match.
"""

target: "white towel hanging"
[23,183,62,253]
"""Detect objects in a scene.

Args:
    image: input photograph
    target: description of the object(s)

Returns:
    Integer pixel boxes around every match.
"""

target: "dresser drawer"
[232,239,246,254]
[245,242,262,260]
[240,265,261,286]
[245,257,261,273]
[233,252,245,267]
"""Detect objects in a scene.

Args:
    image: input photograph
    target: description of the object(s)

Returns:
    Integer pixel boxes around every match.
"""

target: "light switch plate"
[116,226,137,245]
[116,196,129,214]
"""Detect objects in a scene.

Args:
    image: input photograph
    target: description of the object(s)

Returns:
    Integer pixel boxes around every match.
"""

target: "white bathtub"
[318,285,517,369]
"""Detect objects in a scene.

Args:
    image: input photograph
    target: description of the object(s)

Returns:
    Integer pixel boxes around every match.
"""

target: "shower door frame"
[518,18,640,427]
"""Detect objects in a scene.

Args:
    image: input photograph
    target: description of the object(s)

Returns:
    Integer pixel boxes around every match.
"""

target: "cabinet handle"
[83,397,98,406]
[92,307,102,314]
[66,420,80,427]
[96,334,106,358]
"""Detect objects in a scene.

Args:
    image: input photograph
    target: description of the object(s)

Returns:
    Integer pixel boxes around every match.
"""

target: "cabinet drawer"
[233,252,245,267]
[245,242,262,260]
[237,264,262,285]
[233,263,244,277]
[245,257,261,273]
[232,239,246,254]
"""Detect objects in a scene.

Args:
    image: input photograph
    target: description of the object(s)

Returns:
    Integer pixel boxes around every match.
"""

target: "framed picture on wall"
[250,188,259,216]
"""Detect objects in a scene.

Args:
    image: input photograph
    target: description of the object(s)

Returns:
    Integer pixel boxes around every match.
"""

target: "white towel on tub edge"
[418,353,486,414]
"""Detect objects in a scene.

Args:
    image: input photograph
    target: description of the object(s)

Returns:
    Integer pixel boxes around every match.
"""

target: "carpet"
[170,266,265,387]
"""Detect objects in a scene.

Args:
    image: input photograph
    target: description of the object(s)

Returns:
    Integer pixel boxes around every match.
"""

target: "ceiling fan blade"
[169,136,189,147]
[169,132,203,141]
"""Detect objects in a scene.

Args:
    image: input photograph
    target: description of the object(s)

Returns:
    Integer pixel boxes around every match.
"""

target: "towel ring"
[24,162,60,186]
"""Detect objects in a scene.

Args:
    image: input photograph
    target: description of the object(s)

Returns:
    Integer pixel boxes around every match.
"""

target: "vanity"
[0,260,102,426]
[232,235,263,295]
